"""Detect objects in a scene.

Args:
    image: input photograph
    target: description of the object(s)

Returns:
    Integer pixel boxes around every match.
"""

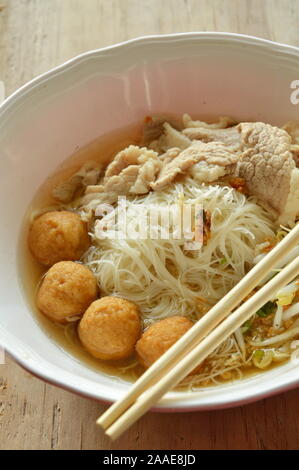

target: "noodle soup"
[21,115,299,389]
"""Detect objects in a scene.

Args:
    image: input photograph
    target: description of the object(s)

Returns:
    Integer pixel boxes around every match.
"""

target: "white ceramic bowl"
[1,32,299,411]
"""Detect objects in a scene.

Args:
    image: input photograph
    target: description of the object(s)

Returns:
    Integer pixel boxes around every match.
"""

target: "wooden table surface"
[1,0,299,450]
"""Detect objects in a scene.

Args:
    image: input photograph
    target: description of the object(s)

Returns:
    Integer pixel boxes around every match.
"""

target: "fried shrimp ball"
[37,261,98,323]
[28,210,90,266]
[78,297,141,361]
[136,315,193,368]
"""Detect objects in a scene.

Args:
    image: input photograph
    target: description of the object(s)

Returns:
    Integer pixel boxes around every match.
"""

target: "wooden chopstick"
[97,223,299,431]
[105,253,299,439]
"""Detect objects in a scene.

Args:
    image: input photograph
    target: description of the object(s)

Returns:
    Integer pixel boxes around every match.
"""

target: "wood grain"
[1,0,299,450]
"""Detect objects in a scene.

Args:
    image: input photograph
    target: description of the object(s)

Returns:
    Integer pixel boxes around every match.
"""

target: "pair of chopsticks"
[97,223,299,439]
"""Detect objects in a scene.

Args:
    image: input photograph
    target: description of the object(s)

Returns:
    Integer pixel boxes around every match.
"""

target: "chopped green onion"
[253,350,264,361]
[276,230,288,241]
[253,349,274,369]
[219,257,227,265]
[256,301,276,318]
[241,320,252,334]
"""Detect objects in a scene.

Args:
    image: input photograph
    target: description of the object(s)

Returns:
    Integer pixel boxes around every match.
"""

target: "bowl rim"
[1,31,299,116]
[1,31,299,411]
